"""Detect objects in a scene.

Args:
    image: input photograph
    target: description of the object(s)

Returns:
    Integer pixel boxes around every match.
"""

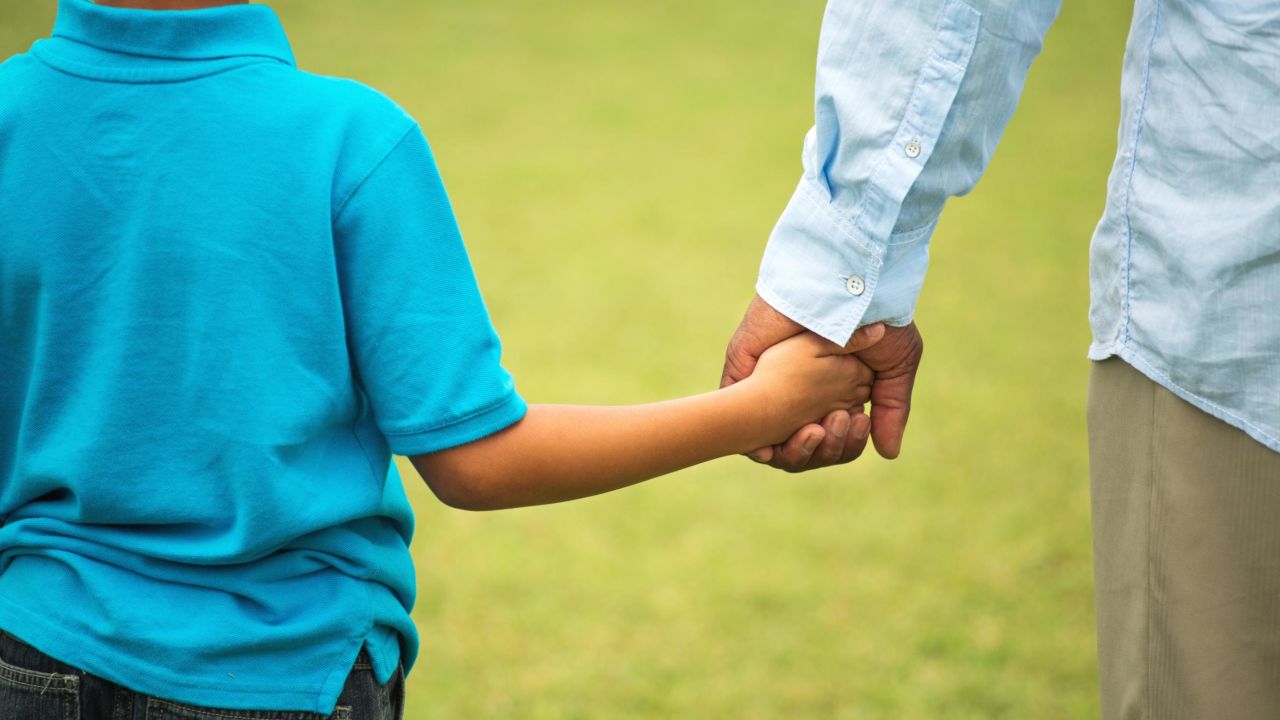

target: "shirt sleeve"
[333,123,526,456]
[757,0,1062,344]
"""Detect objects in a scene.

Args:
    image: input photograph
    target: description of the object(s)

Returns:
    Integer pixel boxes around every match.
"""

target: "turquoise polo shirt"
[0,0,526,713]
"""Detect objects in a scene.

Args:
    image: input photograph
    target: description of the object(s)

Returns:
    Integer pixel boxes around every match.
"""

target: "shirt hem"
[1088,341,1280,454]
[0,593,359,714]
[365,627,403,685]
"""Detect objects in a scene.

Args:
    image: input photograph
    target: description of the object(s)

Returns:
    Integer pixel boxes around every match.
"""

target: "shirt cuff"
[757,181,939,343]
[756,177,884,345]
[861,218,937,327]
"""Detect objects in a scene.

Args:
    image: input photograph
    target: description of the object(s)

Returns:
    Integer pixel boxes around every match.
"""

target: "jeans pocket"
[0,632,81,720]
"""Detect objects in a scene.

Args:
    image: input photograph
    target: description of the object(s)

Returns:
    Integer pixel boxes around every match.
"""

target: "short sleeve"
[333,124,526,456]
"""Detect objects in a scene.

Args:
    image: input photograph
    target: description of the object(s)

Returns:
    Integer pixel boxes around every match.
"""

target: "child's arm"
[409,330,880,511]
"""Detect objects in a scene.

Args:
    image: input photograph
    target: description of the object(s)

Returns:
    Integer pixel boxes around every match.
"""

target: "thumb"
[841,323,886,354]
[868,367,916,459]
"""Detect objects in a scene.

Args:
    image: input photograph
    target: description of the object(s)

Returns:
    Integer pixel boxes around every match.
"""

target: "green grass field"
[3,2,1132,716]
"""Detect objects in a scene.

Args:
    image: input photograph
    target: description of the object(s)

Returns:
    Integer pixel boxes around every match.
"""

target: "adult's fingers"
[840,410,872,464]
[815,408,871,467]
[868,369,916,459]
[763,408,872,472]
[768,423,826,472]
[802,323,888,359]
[841,323,886,354]
[854,322,924,461]
[812,409,852,466]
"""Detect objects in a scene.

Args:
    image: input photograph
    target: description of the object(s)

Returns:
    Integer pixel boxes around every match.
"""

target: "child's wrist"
[722,375,788,452]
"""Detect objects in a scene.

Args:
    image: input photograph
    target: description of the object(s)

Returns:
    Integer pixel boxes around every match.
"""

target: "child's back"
[0,0,524,714]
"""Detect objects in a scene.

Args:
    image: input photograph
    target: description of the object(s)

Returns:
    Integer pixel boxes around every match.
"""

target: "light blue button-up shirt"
[758,0,1279,453]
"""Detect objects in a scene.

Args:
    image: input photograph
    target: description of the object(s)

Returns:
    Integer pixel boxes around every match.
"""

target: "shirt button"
[904,137,922,158]
[845,275,865,296]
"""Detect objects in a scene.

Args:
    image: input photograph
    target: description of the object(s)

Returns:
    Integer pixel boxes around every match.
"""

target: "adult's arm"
[725,0,1063,467]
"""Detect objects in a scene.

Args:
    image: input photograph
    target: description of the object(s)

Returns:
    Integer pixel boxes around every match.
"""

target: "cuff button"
[845,275,866,296]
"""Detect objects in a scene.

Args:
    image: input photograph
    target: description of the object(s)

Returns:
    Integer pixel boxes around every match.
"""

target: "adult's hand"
[852,322,923,459]
[720,294,884,472]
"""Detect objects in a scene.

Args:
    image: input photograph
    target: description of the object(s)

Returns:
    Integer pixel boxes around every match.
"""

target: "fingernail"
[853,415,870,440]
[801,434,821,453]
[747,450,768,463]
[831,413,850,439]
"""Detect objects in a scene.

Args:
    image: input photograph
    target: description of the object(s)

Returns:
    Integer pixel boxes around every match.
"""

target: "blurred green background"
[2,1,1131,717]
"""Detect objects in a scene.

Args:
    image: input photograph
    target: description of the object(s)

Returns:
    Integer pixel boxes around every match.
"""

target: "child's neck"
[94,0,249,8]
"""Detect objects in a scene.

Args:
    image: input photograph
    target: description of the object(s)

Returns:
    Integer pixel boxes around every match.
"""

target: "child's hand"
[746,332,876,447]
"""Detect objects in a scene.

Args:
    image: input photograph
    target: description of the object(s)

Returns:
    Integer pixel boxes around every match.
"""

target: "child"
[0,1,882,718]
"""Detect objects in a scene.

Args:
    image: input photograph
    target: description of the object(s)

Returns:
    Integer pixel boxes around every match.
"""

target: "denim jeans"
[0,628,405,720]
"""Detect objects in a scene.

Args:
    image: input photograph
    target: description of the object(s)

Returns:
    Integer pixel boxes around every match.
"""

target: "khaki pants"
[1088,357,1280,720]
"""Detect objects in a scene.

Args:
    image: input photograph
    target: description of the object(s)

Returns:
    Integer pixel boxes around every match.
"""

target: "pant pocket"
[0,632,81,720]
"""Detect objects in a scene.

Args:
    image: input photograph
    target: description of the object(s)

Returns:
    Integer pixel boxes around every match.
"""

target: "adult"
[721,2,1280,717]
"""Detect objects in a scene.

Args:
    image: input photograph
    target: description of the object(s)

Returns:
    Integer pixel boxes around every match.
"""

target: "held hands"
[721,294,925,471]
[742,332,879,450]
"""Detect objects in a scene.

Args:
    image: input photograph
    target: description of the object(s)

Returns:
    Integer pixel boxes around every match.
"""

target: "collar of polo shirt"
[38,0,294,76]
